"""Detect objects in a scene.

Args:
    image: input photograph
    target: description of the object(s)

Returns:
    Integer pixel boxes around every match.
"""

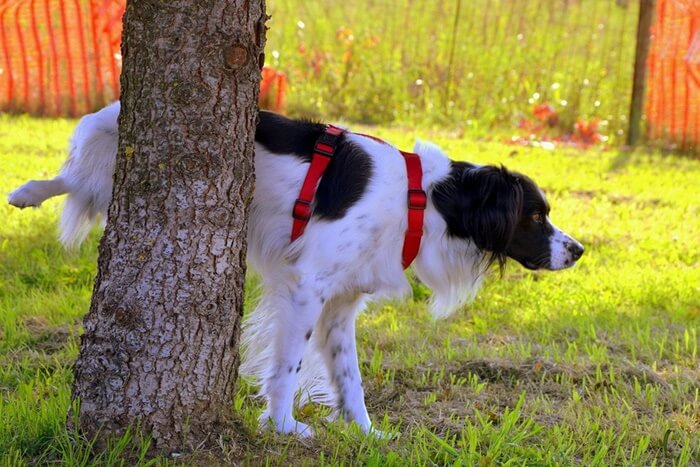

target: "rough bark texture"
[70,0,266,453]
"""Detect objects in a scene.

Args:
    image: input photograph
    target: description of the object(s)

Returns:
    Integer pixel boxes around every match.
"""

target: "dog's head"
[433,162,584,271]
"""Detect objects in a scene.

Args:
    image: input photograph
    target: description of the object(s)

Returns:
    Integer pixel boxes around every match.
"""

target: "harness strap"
[400,150,426,269]
[291,129,426,270]
[291,124,345,241]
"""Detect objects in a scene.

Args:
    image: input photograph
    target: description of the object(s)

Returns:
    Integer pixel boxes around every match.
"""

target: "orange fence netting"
[0,0,285,116]
[0,0,696,148]
[646,0,700,148]
[0,0,123,116]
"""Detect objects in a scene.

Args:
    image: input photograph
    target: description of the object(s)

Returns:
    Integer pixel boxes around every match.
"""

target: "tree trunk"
[70,0,266,453]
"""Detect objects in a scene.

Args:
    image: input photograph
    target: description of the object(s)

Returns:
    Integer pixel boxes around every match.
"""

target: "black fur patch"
[432,162,553,271]
[430,162,477,239]
[255,111,372,220]
[503,179,554,270]
[255,111,326,158]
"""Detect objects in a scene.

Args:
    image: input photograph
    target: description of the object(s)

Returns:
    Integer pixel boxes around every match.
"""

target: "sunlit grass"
[1,114,698,464]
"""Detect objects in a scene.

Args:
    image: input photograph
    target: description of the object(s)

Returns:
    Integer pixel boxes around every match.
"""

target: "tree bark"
[70,0,266,453]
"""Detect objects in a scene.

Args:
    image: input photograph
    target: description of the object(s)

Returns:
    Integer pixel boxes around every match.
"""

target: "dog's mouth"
[520,258,580,271]
[550,257,581,270]
[518,257,550,270]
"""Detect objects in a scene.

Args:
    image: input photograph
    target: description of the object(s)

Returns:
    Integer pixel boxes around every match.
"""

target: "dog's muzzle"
[549,227,584,270]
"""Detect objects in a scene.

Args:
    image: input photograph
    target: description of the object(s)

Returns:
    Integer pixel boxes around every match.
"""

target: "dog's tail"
[59,102,119,248]
[58,102,120,248]
[59,185,106,249]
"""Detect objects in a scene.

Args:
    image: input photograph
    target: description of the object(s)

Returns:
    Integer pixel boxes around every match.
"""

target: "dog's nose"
[568,242,584,261]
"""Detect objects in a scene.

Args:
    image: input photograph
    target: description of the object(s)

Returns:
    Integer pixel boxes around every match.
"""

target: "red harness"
[291,125,426,269]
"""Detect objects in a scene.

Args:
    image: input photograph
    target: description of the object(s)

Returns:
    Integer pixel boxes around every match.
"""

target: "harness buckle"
[313,144,335,157]
[407,189,427,210]
[316,132,341,148]
[292,199,312,221]
[314,127,343,157]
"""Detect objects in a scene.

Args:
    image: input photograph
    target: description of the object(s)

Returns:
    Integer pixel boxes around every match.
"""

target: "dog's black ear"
[460,165,523,269]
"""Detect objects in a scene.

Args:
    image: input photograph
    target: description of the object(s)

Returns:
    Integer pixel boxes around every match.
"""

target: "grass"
[1,114,699,465]
[266,0,639,141]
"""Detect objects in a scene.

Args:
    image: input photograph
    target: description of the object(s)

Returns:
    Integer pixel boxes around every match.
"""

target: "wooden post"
[628,0,656,146]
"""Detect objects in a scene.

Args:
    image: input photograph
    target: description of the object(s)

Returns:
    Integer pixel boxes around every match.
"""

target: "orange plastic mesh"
[646,0,700,148]
[0,0,123,116]
[0,0,286,116]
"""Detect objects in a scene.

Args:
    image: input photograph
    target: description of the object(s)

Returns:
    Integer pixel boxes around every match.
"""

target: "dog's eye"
[532,213,544,223]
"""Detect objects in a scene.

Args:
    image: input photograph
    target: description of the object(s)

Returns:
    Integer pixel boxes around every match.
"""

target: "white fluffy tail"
[56,102,120,248]
[58,191,106,249]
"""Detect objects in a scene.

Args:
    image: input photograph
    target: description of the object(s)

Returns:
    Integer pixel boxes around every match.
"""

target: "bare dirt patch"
[363,357,696,435]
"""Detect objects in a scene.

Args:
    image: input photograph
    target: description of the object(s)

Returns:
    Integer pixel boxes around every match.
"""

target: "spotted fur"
[8,102,583,436]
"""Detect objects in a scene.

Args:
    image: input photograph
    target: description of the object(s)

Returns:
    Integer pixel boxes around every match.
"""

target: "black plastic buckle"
[317,131,341,147]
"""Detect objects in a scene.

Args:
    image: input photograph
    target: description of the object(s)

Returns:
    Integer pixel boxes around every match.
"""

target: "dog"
[8,102,583,436]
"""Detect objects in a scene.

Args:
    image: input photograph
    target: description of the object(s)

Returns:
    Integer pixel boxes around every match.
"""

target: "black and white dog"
[8,102,583,436]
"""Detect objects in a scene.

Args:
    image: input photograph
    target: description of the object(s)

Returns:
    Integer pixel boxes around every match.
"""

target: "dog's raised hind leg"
[8,177,68,208]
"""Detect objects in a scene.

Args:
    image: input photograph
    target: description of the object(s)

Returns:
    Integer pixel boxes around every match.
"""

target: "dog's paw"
[325,409,340,422]
[287,420,314,437]
[367,426,399,440]
[259,412,314,437]
[8,183,42,208]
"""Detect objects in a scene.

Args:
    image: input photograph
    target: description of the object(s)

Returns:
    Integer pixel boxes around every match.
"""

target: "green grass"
[266,0,639,141]
[1,114,699,465]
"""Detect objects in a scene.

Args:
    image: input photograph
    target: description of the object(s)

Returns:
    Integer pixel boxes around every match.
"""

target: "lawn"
[0,114,698,465]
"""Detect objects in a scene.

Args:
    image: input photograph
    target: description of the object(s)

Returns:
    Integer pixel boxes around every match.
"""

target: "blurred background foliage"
[265,0,639,143]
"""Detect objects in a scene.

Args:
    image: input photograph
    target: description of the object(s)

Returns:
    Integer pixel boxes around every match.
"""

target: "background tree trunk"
[70,0,266,453]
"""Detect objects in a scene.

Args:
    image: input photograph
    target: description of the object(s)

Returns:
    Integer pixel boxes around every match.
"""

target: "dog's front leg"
[259,284,325,437]
[318,294,377,433]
